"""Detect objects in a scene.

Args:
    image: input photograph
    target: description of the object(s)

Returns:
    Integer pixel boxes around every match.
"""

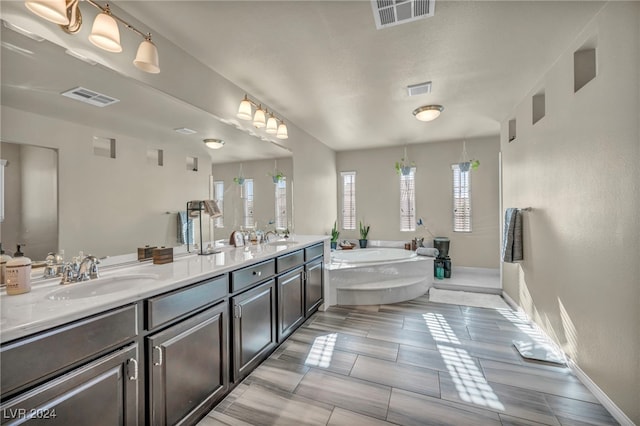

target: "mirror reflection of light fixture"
[265,114,278,134]
[88,5,121,52]
[276,122,288,139]
[236,94,289,139]
[412,105,444,122]
[203,139,225,150]
[253,106,266,128]
[24,0,160,73]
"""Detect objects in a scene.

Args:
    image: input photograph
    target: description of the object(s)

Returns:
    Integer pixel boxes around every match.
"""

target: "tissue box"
[153,247,173,264]
[138,245,157,261]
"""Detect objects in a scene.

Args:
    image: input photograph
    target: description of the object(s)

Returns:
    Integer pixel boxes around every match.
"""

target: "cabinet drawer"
[304,243,324,261]
[1,304,138,398]
[276,250,304,273]
[146,275,227,330]
[231,260,275,293]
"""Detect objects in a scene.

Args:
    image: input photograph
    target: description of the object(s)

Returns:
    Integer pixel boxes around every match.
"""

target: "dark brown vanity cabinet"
[146,302,228,426]
[231,279,277,382]
[277,267,305,342]
[305,258,324,317]
[0,305,140,425]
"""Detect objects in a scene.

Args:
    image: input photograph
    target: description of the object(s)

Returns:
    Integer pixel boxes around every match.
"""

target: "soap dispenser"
[6,245,32,295]
[0,243,12,285]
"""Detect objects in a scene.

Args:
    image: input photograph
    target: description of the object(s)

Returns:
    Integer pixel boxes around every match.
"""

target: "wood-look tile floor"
[198,295,618,426]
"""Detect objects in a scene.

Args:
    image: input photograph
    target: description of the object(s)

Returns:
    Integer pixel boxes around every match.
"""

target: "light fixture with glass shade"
[253,106,266,128]
[265,113,278,134]
[203,139,225,150]
[236,94,289,140]
[88,5,121,52]
[412,105,444,122]
[133,34,159,73]
[24,0,160,73]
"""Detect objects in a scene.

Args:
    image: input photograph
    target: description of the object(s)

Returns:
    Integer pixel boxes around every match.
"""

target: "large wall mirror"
[0,13,293,261]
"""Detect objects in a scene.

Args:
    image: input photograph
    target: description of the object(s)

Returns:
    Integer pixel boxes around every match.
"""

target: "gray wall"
[336,136,500,268]
[500,2,639,422]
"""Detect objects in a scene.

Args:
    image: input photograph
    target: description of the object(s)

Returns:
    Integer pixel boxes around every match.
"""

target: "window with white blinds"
[213,180,224,228]
[452,164,472,232]
[242,178,255,229]
[400,168,416,232]
[341,171,356,230]
[275,177,287,230]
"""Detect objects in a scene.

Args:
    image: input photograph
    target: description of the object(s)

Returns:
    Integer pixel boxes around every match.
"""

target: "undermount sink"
[47,274,160,300]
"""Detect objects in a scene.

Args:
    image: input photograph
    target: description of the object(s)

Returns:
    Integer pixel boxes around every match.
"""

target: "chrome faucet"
[263,230,278,242]
[60,255,100,284]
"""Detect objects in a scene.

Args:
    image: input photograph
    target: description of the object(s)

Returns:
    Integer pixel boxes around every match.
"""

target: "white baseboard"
[501,291,634,426]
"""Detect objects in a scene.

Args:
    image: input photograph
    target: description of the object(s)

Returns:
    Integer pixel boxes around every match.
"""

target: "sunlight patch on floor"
[305,333,337,368]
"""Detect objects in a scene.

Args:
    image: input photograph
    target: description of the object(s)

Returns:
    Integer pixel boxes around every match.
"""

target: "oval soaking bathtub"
[328,248,433,306]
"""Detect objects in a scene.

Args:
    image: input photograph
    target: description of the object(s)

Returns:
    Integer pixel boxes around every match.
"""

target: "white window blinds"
[214,180,224,228]
[452,164,471,232]
[341,171,356,230]
[275,177,287,230]
[400,168,416,231]
[242,179,254,229]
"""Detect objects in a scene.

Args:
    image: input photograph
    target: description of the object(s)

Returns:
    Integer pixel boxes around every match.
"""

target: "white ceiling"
[119,0,605,150]
[1,1,606,156]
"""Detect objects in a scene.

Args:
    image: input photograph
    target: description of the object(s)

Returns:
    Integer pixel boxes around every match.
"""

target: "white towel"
[502,208,523,262]
[416,247,439,257]
[203,199,222,218]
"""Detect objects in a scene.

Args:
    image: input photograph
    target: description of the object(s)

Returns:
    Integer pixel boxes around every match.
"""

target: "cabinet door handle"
[153,346,163,367]
[253,270,262,277]
[237,304,242,318]
[127,358,138,381]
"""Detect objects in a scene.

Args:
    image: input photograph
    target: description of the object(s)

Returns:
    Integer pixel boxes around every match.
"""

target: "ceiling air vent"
[371,0,435,30]
[407,81,432,97]
[61,87,120,107]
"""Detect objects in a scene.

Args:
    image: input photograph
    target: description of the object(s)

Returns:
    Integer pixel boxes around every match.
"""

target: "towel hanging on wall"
[177,211,194,245]
[502,208,523,262]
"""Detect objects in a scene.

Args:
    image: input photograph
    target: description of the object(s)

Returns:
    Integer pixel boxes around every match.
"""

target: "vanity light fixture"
[412,105,444,122]
[24,0,160,73]
[236,94,288,139]
[203,139,225,150]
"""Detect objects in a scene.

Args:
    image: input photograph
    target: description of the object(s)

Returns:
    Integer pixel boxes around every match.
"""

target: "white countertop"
[0,235,328,343]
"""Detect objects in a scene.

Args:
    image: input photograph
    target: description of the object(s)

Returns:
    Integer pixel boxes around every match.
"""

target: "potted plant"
[330,221,340,250]
[359,221,370,248]
[234,164,245,184]
[268,170,285,183]
[395,158,415,176]
[458,141,480,171]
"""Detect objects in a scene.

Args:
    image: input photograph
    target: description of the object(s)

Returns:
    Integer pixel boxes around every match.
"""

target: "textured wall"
[500,3,640,422]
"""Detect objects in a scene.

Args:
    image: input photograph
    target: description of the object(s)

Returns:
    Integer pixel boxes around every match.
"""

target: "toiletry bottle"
[6,245,32,295]
[0,243,12,285]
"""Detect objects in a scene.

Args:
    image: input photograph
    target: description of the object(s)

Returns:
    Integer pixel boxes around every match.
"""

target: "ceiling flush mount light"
[236,94,288,139]
[413,105,444,122]
[25,0,161,73]
[203,139,225,150]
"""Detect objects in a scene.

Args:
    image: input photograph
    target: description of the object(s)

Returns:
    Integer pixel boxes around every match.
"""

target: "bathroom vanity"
[0,236,327,425]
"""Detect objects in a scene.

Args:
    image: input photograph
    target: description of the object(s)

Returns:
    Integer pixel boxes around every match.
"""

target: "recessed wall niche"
[532,92,546,125]
[93,137,116,158]
[508,119,517,142]
[187,156,198,172]
[147,149,164,166]
[574,47,597,93]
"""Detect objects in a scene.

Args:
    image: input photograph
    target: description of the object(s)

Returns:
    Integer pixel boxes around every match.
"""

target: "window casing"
[275,177,287,231]
[242,178,254,229]
[341,171,356,230]
[400,168,416,232]
[213,180,224,228]
[452,164,471,232]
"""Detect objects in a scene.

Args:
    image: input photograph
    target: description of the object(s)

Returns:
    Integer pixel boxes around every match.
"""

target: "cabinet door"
[147,302,228,426]
[0,343,139,426]
[305,258,324,317]
[277,267,305,342]
[231,280,276,382]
